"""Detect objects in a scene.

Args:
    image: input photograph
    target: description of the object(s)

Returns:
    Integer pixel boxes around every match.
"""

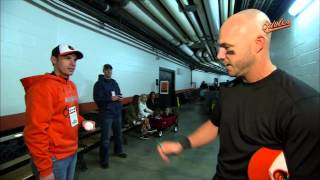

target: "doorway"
[159,68,176,109]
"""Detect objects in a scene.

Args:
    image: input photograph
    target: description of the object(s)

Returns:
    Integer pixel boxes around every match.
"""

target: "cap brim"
[60,50,83,60]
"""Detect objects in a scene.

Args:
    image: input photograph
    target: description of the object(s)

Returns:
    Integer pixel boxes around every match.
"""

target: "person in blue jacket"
[93,64,127,169]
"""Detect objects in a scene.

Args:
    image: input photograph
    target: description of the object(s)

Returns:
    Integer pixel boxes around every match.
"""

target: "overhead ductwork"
[180,0,203,38]
[203,0,220,39]
[196,49,203,58]
[203,51,210,62]
[193,0,212,41]
[180,0,213,59]
[229,0,236,17]
[61,0,290,74]
[178,44,203,65]
[123,1,180,46]
[178,43,194,56]
[220,0,229,24]
[191,55,201,63]
[139,0,190,44]
[122,0,208,67]
[160,0,200,43]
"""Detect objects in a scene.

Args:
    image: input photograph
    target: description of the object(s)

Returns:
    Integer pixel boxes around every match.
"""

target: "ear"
[51,56,57,66]
[255,35,265,53]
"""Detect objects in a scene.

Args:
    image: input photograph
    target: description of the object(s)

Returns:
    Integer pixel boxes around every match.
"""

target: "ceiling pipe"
[203,51,211,63]
[258,0,272,10]
[196,49,214,66]
[240,0,247,10]
[178,43,194,56]
[84,0,111,13]
[63,0,223,73]
[122,1,180,46]
[180,0,203,38]
[196,49,203,58]
[202,51,221,68]
[123,1,207,66]
[220,0,229,23]
[191,55,201,63]
[196,49,206,63]
[114,0,225,73]
[180,0,214,59]
[139,0,190,44]
[160,0,200,43]
[253,0,260,9]
[229,0,235,17]
[203,0,220,57]
[193,0,212,41]
[204,43,214,58]
[244,0,250,9]
[264,0,274,13]
[193,0,217,59]
[212,61,221,67]
[177,44,202,64]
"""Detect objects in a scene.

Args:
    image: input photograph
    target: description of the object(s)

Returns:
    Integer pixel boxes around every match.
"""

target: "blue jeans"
[100,112,124,164]
[31,153,77,180]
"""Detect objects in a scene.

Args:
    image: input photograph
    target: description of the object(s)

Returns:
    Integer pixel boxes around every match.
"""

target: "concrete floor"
[75,102,219,180]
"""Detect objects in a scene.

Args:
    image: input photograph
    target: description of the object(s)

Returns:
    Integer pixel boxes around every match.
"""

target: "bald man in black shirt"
[157,9,320,179]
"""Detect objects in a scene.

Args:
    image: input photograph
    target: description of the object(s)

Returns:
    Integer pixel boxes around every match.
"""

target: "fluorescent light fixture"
[288,0,314,16]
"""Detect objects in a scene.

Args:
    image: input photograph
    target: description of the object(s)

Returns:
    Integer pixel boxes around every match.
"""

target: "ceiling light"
[288,0,314,16]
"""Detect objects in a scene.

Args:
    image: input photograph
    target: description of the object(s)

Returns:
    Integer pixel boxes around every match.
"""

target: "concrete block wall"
[271,0,319,92]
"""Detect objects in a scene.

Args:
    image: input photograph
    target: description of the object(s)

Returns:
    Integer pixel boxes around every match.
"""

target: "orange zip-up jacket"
[21,73,84,177]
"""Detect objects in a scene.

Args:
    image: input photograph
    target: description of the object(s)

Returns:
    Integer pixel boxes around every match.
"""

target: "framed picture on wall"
[160,81,169,94]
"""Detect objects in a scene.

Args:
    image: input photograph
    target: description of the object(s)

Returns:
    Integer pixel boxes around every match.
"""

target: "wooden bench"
[0,90,191,178]
[0,111,141,179]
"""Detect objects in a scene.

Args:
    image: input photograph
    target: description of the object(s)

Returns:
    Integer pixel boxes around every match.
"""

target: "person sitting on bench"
[124,95,141,127]
[138,94,157,139]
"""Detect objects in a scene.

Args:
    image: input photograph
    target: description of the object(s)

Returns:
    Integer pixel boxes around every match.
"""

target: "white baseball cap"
[51,44,83,59]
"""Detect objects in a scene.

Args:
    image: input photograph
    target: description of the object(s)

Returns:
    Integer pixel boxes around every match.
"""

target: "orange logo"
[263,18,291,33]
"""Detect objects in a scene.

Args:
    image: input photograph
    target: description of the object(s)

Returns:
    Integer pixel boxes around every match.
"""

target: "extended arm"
[158,120,219,162]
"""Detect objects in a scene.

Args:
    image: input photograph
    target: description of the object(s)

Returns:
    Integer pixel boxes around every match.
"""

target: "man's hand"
[111,96,120,101]
[118,95,123,101]
[40,173,54,180]
[157,141,183,163]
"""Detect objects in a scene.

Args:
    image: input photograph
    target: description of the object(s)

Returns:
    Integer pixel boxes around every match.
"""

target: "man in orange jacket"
[21,44,95,180]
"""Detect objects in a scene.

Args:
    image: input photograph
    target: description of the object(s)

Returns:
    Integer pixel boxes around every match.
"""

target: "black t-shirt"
[210,69,320,179]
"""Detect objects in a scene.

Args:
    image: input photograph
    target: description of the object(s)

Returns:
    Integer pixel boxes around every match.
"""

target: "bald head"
[217,9,275,81]
[221,9,271,43]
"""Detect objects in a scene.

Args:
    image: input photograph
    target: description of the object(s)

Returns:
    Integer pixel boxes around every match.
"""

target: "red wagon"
[149,114,178,137]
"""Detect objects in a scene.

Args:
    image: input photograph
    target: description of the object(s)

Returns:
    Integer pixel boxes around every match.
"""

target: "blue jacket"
[93,75,122,116]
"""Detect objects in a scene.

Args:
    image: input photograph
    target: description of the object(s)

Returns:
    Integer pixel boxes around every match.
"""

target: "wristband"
[178,137,191,150]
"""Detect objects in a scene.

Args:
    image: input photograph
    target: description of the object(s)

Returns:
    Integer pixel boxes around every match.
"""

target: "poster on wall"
[160,81,169,94]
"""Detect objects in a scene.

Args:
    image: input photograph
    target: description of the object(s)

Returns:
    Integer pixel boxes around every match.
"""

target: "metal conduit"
[49,0,190,67]
[139,0,190,44]
[160,0,200,43]
[123,1,180,46]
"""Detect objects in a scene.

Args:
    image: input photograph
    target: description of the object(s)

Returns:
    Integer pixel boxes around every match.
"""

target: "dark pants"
[99,112,124,164]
